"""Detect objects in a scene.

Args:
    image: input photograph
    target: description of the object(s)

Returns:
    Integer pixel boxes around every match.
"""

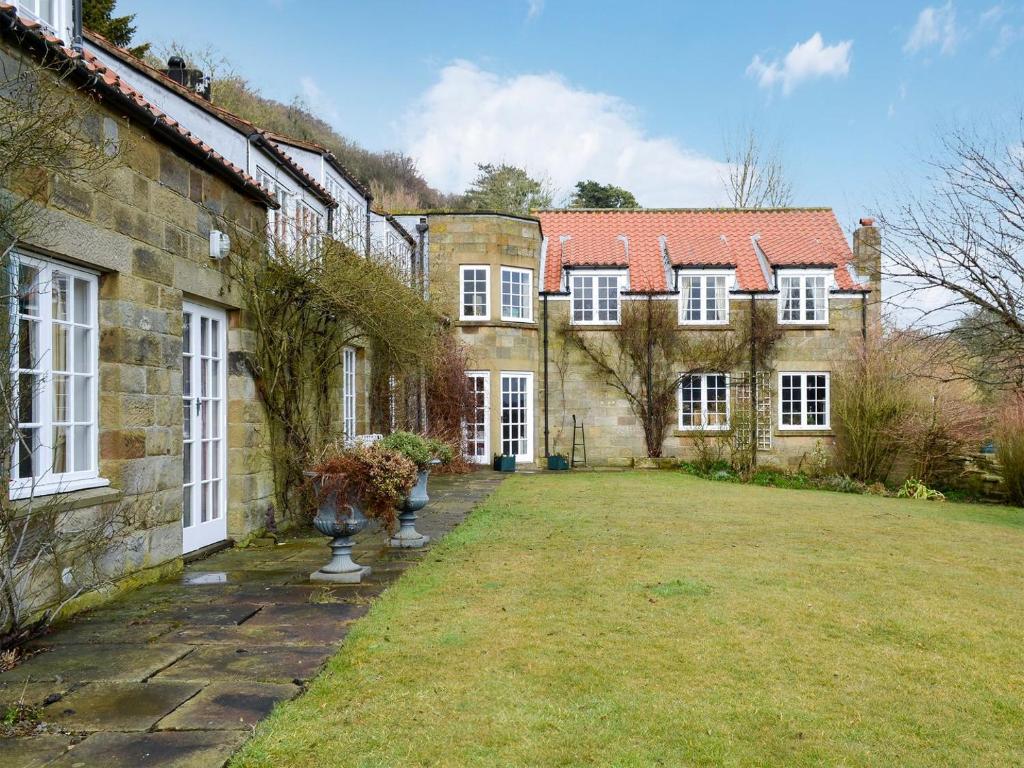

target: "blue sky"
[128,1,1023,233]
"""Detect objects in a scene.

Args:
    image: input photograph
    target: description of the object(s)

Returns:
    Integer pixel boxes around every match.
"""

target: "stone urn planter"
[307,474,371,583]
[389,458,440,549]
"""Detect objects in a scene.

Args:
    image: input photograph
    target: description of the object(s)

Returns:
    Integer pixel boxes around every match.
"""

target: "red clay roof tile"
[0,6,277,207]
[537,209,865,293]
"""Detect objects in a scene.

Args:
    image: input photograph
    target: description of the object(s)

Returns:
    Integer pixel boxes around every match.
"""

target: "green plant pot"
[493,455,516,472]
[547,455,569,471]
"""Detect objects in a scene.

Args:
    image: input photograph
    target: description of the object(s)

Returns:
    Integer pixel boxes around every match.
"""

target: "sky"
[127,0,1024,236]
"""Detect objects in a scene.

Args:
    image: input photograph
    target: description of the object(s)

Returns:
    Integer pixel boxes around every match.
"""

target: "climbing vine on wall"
[226,234,437,520]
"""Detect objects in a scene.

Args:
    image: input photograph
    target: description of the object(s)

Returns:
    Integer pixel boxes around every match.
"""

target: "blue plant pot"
[307,473,371,583]
[494,455,516,472]
[547,455,569,471]
[391,464,435,549]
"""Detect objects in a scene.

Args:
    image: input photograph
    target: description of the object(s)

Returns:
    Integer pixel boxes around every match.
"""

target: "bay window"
[10,254,103,500]
[778,271,829,324]
[678,271,730,324]
[500,267,533,321]
[571,272,623,325]
[678,373,730,430]
[460,265,489,320]
[779,372,830,430]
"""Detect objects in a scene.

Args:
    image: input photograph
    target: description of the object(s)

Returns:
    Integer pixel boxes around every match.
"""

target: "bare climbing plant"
[224,231,437,522]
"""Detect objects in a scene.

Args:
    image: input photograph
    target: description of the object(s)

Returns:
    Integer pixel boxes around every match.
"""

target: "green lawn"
[231,473,1024,767]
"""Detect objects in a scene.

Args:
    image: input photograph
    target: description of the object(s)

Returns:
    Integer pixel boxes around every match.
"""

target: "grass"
[231,472,1024,767]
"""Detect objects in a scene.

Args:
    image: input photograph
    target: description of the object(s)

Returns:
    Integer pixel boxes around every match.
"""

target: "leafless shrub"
[723,124,793,208]
[996,393,1024,506]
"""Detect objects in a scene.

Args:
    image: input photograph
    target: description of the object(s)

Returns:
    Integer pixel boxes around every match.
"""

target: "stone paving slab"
[26,620,177,647]
[240,601,368,626]
[161,618,356,647]
[0,734,73,768]
[156,682,299,731]
[45,730,247,768]
[41,681,202,732]
[0,643,193,683]
[153,644,334,684]
[0,681,70,710]
[0,472,505,766]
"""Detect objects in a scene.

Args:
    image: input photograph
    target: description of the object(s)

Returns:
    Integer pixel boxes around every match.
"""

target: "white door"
[342,347,357,439]
[464,372,490,464]
[500,372,533,463]
[182,302,228,553]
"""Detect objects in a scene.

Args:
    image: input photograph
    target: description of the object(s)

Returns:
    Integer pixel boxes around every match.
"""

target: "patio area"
[0,471,504,768]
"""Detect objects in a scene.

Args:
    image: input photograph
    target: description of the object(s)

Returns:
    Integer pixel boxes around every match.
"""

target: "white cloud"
[403,61,728,206]
[746,33,853,95]
[526,0,544,21]
[980,4,1004,26]
[904,3,960,55]
[299,76,341,127]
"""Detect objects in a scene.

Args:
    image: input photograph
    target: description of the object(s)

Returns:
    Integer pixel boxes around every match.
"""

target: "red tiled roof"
[82,29,336,207]
[537,208,864,293]
[0,4,278,208]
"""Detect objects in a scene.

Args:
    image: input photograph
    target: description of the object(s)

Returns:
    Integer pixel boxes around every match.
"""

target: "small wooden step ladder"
[570,415,587,467]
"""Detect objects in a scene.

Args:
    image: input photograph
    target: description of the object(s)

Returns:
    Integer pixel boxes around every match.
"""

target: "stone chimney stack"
[852,217,881,289]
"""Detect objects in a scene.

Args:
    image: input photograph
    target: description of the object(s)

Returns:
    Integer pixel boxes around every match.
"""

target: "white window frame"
[777,270,830,325]
[499,371,533,463]
[10,253,106,500]
[778,371,831,431]
[677,373,731,431]
[570,270,626,325]
[342,347,357,439]
[500,266,533,322]
[257,166,295,257]
[17,1,66,37]
[460,265,490,321]
[677,271,731,325]
[464,371,490,464]
[294,199,323,265]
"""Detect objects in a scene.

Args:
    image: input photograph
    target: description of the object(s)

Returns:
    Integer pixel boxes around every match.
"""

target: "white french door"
[182,302,228,553]
[464,372,490,464]
[500,372,533,463]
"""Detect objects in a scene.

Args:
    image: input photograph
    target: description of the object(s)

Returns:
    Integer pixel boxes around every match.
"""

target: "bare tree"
[881,114,1024,390]
[562,299,750,458]
[723,125,793,208]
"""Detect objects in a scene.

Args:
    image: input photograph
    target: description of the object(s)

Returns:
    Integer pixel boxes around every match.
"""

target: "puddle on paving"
[183,572,228,585]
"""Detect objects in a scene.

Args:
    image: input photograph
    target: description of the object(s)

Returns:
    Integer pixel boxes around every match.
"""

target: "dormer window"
[778,270,829,324]
[570,271,625,325]
[18,0,64,36]
[678,271,731,324]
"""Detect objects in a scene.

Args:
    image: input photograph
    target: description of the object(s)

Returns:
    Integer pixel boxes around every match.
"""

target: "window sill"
[499,317,536,325]
[677,323,731,330]
[775,429,833,437]
[778,323,831,330]
[10,483,122,516]
[568,322,621,329]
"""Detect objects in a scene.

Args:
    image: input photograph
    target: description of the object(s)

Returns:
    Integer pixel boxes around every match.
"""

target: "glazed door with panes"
[181,302,227,553]
[464,372,490,464]
[500,372,533,463]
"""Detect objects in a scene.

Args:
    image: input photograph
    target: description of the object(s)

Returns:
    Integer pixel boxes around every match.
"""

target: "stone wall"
[429,214,543,464]
[4,51,289,623]
[432,211,875,469]
[544,294,869,467]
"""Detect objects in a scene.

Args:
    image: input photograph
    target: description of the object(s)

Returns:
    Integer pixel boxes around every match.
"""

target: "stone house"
[415,208,881,468]
[0,1,362,623]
